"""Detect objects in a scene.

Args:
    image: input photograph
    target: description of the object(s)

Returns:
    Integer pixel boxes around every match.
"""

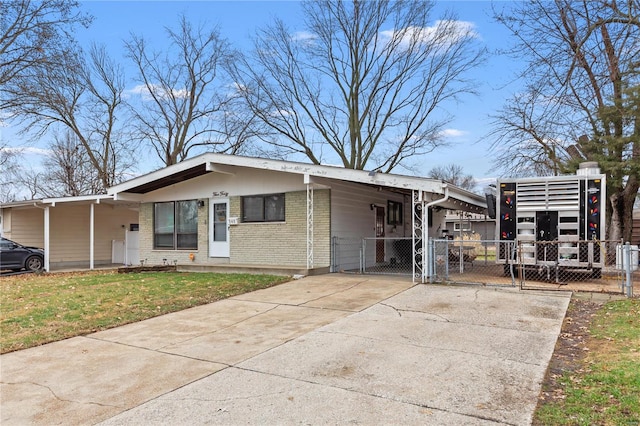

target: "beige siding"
[94,205,139,262]
[3,204,138,267]
[3,207,44,247]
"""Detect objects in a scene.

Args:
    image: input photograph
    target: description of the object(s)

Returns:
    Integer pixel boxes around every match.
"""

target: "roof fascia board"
[0,200,45,209]
[210,154,485,207]
[206,153,446,194]
[42,194,113,205]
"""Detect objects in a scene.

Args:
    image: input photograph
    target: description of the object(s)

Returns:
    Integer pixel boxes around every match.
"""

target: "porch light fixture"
[197,200,205,208]
[370,203,377,210]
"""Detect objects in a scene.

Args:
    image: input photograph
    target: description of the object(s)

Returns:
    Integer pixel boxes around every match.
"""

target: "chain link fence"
[430,239,516,287]
[331,237,363,273]
[514,240,620,290]
[331,236,636,296]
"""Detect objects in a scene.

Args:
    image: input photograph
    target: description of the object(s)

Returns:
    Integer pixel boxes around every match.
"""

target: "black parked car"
[0,237,44,272]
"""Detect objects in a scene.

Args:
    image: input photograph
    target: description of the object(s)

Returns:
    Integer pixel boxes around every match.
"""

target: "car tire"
[25,255,43,272]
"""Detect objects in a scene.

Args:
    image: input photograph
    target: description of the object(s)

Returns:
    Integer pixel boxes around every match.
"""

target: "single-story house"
[1,154,487,282]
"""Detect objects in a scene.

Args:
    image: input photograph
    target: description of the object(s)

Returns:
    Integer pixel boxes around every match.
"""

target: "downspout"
[423,185,450,283]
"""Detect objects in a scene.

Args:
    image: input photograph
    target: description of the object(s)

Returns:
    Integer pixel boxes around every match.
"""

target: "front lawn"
[0,271,290,353]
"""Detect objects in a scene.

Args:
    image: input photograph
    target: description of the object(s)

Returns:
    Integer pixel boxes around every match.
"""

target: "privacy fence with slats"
[332,236,637,296]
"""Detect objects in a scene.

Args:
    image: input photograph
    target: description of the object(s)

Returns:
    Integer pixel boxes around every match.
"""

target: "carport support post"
[304,176,314,270]
[44,206,50,272]
[412,190,434,284]
[90,202,95,270]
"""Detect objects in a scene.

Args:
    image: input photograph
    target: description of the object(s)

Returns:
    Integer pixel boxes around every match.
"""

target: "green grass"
[0,271,290,353]
[534,299,640,426]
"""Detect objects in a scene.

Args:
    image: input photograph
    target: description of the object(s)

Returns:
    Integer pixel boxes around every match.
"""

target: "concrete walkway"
[1,274,570,425]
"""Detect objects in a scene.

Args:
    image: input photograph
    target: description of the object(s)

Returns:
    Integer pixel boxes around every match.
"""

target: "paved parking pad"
[1,276,569,425]
[235,286,570,425]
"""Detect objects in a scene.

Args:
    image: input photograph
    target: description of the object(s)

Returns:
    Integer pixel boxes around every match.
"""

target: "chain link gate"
[429,239,517,286]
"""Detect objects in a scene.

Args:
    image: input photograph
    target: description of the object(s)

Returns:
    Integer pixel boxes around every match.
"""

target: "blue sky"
[3,1,523,189]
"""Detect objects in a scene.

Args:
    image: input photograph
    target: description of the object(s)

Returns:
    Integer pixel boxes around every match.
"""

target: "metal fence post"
[427,238,436,284]
[624,242,633,298]
[331,236,336,273]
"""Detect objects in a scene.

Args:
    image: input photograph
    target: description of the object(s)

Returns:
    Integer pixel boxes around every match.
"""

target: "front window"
[242,194,285,222]
[154,200,198,249]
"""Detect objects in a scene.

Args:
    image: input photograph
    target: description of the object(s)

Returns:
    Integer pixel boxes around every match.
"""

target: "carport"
[0,195,139,271]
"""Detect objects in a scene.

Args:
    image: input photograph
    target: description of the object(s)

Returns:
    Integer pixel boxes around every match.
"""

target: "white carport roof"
[107,153,487,212]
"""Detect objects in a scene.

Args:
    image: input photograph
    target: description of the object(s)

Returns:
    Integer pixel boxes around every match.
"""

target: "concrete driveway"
[1,274,570,425]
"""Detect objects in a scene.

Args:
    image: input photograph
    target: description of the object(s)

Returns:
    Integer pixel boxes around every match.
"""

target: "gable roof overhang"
[107,153,487,212]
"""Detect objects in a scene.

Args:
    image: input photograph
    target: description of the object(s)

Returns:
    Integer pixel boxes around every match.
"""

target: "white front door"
[209,199,230,257]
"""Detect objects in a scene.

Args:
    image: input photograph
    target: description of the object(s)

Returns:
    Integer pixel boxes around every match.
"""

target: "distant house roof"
[107,153,487,212]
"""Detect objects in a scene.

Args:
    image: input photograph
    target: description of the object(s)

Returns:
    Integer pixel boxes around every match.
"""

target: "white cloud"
[440,128,468,138]
[380,20,478,51]
[270,108,294,118]
[291,31,317,43]
[1,146,52,157]
[125,84,190,100]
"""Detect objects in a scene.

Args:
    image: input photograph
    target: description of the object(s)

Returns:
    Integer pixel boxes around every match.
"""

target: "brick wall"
[229,189,330,267]
[138,189,330,267]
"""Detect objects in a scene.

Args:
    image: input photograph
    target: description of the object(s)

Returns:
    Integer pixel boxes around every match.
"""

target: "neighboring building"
[441,211,496,241]
[1,154,487,281]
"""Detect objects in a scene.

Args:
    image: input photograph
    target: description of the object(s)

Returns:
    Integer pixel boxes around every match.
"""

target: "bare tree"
[489,0,640,242]
[38,131,103,196]
[230,0,485,173]
[0,144,20,201]
[0,0,91,88]
[125,16,237,166]
[427,163,475,191]
[2,43,135,192]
